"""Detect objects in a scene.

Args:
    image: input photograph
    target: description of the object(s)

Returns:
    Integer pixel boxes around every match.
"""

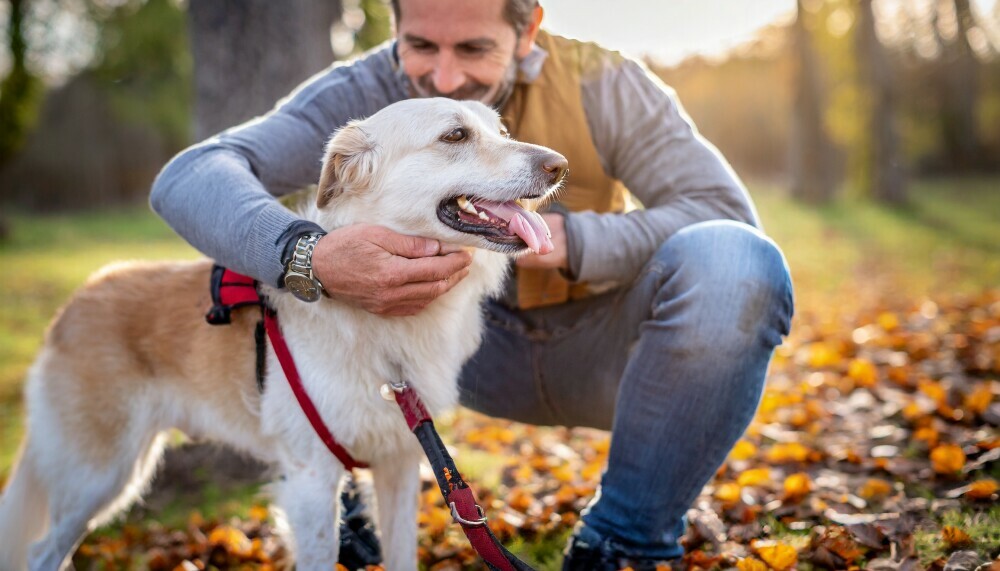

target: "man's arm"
[560,57,759,284]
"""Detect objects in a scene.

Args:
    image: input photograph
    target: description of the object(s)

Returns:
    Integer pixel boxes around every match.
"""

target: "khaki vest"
[501,31,633,309]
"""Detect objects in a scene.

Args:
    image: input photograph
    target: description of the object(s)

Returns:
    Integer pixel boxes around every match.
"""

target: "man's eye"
[410,42,435,53]
[441,128,468,143]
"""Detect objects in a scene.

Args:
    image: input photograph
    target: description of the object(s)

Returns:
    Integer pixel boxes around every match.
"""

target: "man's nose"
[432,52,465,95]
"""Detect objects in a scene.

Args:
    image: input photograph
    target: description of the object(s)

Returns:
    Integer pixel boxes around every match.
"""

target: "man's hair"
[390,0,539,35]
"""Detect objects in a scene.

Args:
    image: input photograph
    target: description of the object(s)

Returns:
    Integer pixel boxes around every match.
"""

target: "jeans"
[457,220,794,559]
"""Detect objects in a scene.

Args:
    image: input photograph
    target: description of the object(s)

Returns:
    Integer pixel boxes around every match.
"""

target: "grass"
[1,178,998,564]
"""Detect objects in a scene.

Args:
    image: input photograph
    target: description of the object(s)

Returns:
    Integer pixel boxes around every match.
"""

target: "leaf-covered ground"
[72,289,1000,570]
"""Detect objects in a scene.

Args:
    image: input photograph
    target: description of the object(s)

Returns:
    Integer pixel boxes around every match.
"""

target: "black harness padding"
[206,264,268,393]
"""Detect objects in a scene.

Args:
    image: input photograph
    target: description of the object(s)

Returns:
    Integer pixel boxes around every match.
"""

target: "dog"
[0,97,567,571]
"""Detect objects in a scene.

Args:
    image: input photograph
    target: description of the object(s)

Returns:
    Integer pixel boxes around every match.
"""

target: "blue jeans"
[457,220,794,559]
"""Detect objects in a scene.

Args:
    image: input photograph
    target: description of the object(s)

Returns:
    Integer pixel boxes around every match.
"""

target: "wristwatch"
[283,233,327,302]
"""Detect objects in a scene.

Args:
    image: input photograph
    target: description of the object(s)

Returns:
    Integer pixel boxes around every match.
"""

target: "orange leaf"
[858,478,893,499]
[930,443,966,474]
[736,557,768,571]
[964,384,994,415]
[913,426,939,447]
[754,541,798,571]
[847,358,878,387]
[965,479,998,500]
[782,472,812,500]
[941,525,972,549]
[715,482,742,505]
[207,525,253,556]
[877,312,899,331]
[765,442,810,464]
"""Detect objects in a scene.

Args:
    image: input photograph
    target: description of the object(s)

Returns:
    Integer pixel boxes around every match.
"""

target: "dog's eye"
[500,126,510,139]
[441,128,468,143]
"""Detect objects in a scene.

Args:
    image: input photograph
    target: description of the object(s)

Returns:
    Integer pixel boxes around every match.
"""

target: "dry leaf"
[963,478,998,500]
[736,556,768,571]
[941,526,972,549]
[930,444,967,474]
[754,541,798,571]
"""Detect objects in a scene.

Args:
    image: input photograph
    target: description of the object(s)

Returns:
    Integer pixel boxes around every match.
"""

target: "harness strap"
[263,308,370,471]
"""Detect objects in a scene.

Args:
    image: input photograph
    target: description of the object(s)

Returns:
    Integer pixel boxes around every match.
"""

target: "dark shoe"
[338,476,382,570]
[562,526,678,571]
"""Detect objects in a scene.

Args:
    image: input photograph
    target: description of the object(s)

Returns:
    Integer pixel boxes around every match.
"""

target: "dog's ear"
[317,123,377,208]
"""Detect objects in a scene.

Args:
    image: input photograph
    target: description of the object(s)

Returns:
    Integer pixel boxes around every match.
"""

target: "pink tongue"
[475,200,553,254]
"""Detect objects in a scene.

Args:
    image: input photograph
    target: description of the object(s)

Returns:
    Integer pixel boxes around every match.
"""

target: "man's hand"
[515,213,567,270]
[312,224,472,316]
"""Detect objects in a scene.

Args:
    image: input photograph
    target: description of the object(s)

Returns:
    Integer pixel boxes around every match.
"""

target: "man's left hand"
[516,212,568,270]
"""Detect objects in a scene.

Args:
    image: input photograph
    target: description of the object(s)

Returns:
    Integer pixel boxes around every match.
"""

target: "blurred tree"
[0,0,44,166]
[188,0,343,140]
[936,0,986,170]
[856,0,907,204]
[355,0,393,53]
[790,0,839,202]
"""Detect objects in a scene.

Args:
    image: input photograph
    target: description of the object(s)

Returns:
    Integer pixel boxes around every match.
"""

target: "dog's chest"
[258,296,487,462]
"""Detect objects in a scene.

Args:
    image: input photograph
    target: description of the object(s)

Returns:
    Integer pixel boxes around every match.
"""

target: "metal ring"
[389,380,409,393]
[449,502,487,527]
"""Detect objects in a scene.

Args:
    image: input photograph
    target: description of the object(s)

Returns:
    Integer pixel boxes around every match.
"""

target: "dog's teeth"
[457,195,479,215]
[478,211,489,221]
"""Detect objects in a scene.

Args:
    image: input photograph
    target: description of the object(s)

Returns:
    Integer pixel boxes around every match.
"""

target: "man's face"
[396,0,523,104]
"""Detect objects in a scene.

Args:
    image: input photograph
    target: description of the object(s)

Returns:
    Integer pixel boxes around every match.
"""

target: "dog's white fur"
[0,98,565,571]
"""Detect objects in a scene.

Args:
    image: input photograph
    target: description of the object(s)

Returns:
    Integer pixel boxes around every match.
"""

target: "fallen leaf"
[941,526,972,550]
[964,478,998,500]
[736,556,768,571]
[930,444,967,474]
[753,541,798,571]
[737,468,772,487]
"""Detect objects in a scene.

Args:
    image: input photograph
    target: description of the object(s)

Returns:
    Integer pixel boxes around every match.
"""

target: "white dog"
[0,98,567,571]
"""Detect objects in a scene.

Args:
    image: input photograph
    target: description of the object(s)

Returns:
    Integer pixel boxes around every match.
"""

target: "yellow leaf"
[964,384,994,415]
[847,358,878,387]
[765,442,810,464]
[552,465,575,483]
[877,312,899,331]
[248,504,269,522]
[754,541,798,571]
[736,557,768,571]
[783,472,812,500]
[737,468,772,487]
[941,525,972,549]
[858,478,893,499]
[730,440,758,461]
[930,443,966,474]
[207,525,252,556]
[965,479,998,500]
[715,482,742,504]
[806,342,841,368]
[918,379,948,406]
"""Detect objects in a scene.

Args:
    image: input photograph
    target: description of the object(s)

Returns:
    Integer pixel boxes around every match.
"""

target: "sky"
[539,0,999,65]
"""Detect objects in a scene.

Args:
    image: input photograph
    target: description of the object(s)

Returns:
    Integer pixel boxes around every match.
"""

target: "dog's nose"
[541,153,568,185]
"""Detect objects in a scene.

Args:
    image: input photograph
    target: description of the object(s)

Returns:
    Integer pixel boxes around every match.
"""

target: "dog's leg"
[372,452,421,571]
[26,429,167,571]
[274,461,345,571]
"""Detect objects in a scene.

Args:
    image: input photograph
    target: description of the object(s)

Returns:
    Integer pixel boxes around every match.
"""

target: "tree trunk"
[188,0,343,140]
[939,0,983,170]
[790,0,838,203]
[856,0,907,205]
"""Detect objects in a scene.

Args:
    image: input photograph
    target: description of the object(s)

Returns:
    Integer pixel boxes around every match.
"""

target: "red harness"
[206,266,530,571]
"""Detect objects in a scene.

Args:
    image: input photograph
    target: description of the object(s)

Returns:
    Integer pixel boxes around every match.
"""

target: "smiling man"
[151,0,794,568]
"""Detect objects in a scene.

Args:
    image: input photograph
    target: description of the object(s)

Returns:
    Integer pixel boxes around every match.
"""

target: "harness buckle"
[449,502,487,527]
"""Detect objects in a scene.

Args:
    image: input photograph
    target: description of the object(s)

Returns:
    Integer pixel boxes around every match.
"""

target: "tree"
[0,0,44,166]
[188,0,343,140]
[937,0,986,170]
[790,0,839,203]
[856,0,907,204]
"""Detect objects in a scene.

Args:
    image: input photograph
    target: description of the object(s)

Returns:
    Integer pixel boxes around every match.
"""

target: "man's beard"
[408,60,518,109]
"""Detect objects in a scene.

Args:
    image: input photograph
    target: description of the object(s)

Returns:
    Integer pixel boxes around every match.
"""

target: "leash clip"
[379,380,410,401]
[449,502,487,527]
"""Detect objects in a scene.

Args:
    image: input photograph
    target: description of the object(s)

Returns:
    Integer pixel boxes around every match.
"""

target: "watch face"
[285,273,321,302]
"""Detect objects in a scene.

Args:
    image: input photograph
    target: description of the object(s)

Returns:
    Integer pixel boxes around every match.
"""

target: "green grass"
[1,178,998,562]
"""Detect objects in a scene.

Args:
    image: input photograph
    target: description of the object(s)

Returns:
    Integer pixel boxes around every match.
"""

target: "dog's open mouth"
[437,195,554,254]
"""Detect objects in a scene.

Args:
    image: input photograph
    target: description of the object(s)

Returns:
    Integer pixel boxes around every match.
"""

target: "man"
[151,0,794,568]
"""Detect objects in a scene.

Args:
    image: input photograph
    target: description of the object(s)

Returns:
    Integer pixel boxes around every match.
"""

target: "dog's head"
[314,98,567,255]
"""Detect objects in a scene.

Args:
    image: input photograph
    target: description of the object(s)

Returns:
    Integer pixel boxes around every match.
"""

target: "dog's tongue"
[474,199,553,254]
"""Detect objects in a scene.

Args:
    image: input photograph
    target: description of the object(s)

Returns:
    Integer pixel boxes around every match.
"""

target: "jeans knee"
[651,220,794,344]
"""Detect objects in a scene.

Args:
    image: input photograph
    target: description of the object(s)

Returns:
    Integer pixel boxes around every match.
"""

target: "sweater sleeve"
[150,45,407,287]
[567,57,759,284]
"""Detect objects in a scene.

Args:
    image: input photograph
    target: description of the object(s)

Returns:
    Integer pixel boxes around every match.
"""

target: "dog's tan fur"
[0,98,566,571]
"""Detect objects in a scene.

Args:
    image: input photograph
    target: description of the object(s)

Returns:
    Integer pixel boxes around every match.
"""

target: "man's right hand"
[311,224,473,317]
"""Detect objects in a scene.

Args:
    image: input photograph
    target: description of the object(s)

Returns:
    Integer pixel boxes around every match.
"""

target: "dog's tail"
[0,433,49,571]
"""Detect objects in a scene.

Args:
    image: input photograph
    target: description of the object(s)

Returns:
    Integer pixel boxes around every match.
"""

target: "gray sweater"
[150,39,758,290]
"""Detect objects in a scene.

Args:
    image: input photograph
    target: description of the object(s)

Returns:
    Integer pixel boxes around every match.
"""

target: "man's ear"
[317,122,377,208]
[515,5,544,59]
